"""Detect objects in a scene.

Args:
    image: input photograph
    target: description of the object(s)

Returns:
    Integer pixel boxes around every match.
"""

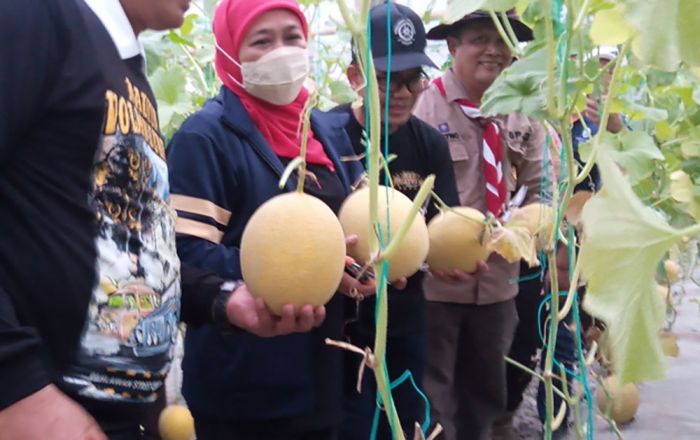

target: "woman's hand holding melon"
[225,284,326,337]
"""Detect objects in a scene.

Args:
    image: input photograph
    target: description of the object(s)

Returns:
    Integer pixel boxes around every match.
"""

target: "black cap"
[355,2,437,72]
[426,10,533,42]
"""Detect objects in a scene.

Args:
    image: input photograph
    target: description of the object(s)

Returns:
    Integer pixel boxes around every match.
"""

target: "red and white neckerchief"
[434,77,506,217]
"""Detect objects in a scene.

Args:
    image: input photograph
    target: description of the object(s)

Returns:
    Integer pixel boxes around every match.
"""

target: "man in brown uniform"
[413,11,548,440]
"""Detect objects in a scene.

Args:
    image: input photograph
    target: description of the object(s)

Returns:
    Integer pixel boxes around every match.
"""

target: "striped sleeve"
[167,127,242,282]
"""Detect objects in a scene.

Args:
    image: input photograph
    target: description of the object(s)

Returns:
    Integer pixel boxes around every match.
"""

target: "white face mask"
[216,43,309,106]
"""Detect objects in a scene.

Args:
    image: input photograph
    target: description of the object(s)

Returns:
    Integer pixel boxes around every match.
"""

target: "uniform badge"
[394,18,416,46]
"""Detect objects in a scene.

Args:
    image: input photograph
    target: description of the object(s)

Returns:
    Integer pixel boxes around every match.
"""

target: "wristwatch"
[211,280,244,333]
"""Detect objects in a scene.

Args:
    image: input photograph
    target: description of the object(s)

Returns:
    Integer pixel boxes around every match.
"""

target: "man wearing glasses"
[333,3,459,439]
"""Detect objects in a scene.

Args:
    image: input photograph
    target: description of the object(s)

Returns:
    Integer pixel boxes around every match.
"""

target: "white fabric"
[84,0,142,60]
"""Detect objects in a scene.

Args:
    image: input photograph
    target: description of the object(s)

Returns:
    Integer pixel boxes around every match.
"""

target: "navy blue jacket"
[167,87,363,423]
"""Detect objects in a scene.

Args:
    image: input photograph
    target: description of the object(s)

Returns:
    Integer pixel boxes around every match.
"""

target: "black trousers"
[423,299,519,440]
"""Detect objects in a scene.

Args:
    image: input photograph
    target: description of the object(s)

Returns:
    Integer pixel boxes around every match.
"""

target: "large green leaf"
[580,147,700,384]
[609,130,665,184]
[446,0,519,23]
[481,46,547,118]
[150,66,192,131]
[625,0,700,71]
[589,7,635,45]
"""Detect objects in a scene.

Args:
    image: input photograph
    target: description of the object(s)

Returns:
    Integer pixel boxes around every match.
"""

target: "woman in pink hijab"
[167,0,373,438]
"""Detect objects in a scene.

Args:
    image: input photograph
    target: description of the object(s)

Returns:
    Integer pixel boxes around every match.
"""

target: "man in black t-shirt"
[0,1,324,439]
[335,4,459,439]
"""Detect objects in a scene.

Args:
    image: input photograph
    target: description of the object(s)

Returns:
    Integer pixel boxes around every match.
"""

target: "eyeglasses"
[375,72,427,94]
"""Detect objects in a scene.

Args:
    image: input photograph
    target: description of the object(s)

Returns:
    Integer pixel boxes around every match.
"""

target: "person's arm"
[0,3,107,438]
[168,128,324,334]
[0,0,63,409]
[516,119,548,205]
[179,264,324,336]
[0,1,62,162]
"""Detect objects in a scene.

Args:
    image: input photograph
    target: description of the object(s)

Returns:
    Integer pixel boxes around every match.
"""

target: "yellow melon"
[338,185,429,281]
[657,284,670,303]
[596,375,640,425]
[240,192,346,314]
[664,260,680,283]
[426,207,490,274]
[158,405,195,440]
[659,330,680,357]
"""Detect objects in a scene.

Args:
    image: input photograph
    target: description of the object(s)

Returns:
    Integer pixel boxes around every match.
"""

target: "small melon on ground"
[596,375,640,425]
[241,192,346,314]
[659,330,680,357]
[426,207,490,274]
[338,185,429,281]
[159,405,195,440]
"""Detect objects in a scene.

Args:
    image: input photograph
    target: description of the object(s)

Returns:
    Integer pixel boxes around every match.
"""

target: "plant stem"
[279,157,305,190]
[543,0,557,118]
[575,43,629,185]
[543,250,561,440]
[504,357,569,401]
[177,42,209,95]
[573,0,592,31]
[684,223,700,238]
[500,11,521,50]
[380,175,435,262]
[295,97,316,193]
[488,11,519,56]
[345,1,405,437]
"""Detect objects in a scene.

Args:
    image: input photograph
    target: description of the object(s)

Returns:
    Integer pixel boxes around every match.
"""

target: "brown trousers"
[423,299,518,440]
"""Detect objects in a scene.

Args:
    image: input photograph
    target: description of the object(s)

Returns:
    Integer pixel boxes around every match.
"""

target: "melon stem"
[381,175,435,262]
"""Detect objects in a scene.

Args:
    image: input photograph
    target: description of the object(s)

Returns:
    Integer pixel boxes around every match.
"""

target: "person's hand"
[339,235,378,300]
[583,96,623,133]
[606,112,623,134]
[226,284,325,337]
[0,385,107,440]
[583,96,600,126]
[429,261,489,283]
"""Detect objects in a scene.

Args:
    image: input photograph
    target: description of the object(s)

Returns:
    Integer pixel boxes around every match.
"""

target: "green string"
[371,369,432,437]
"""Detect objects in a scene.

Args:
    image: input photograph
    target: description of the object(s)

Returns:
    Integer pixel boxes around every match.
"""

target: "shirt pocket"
[448,140,471,194]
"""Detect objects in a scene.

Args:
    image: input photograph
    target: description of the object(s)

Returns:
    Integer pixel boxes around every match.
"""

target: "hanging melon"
[596,375,640,425]
[338,185,429,281]
[240,192,346,314]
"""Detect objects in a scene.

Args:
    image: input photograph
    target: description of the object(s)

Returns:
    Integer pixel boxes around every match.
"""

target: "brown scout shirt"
[414,68,548,305]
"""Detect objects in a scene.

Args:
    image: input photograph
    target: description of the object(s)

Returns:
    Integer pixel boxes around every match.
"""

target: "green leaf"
[626,0,700,71]
[167,30,196,48]
[446,0,519,23]
[670,170,694,203]
[609,130,664,184]
[579,147,698,384]
[681,140,700,158]
[624,101,669,122]
[589,7,635,45]
[481,47,547,118]
[328,79,356,105]
[150,66,191,129]
[692,85,700,106]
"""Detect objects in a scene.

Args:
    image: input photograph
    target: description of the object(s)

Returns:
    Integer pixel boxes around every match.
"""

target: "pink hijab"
[212,0,334,170]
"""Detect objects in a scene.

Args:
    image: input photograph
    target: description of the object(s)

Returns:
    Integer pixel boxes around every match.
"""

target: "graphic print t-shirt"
[62,8,180,405]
